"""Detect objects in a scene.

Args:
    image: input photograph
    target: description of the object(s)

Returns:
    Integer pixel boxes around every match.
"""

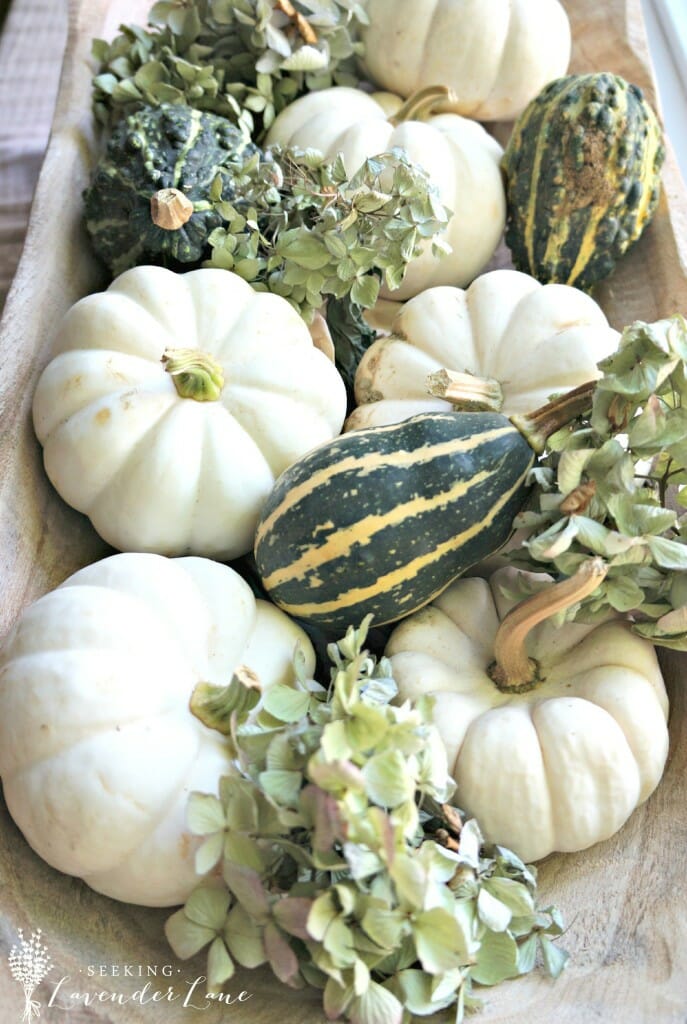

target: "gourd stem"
[162,347,225,401]
[511,379,596,453]
[426,368,504,413]
[150,188,194,230]
[388,85,459,126]
[488,559,608,692]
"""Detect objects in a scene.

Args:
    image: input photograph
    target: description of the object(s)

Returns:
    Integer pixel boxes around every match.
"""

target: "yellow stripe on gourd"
[523,81,580,272]
[565,205,608,287]
[272,463,532,621]
[256,424,515,541]
[173,108,203,187]
[261,465,497,591]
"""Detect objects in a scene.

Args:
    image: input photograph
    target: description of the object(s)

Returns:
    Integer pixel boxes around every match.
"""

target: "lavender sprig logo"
[8,929,53,1022]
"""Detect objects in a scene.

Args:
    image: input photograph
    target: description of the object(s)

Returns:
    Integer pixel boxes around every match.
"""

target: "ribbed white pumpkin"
[347,270,620,430]
[0,553,315,906]
[361,0,571,122]
[265,87,505,299]
[32,265,347,559]
[386,565,669,862]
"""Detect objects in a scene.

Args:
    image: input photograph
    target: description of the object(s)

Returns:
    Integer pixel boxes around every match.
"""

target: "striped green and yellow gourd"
[502,72,664,291]
[254,411,535,631]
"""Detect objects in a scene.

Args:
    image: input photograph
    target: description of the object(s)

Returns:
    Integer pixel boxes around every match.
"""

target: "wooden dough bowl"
[0,1,686,1020]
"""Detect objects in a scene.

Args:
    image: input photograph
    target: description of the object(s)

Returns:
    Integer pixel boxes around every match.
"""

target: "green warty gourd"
[502,72,665,291]
[84,103,258,276]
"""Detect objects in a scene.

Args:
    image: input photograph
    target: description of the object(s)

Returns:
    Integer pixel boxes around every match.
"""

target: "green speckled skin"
[84,104,258,275]
[255,412,534,631]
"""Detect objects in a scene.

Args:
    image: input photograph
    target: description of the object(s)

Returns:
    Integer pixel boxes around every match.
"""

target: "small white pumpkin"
[0,553,315,906]
[265,86,506,299]
[347,269,620,430]
[386,561,669,862]
[32,265,346,559]
[361,0,571,122]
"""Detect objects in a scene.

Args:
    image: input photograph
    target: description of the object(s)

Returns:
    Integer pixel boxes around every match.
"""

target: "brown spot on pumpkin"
[562,128,620,211]
[94,408,111,426]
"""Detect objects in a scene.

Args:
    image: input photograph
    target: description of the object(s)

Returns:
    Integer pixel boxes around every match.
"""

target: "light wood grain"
[1,1,686,1021]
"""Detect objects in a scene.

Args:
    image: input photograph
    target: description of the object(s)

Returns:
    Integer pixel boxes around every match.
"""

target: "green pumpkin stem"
[162,347,225,401]
[150,188,194,230]
[488,559,608,692]
[388,85,459,125]
[511,379,597,453]
[189,666,262,735]
[426,368,504,413]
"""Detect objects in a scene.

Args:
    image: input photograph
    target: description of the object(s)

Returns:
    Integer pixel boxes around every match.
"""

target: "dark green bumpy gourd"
[502,73,665,291]
[84,104,258,275]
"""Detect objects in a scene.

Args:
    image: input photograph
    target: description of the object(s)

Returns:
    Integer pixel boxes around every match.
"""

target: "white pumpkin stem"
[489,558,609,692]
[150,188,194,230]
[388,85,460,125]
[162,347,225,401]
[426,368,504,413]
[511,379,597,453]
[189,665,262,735]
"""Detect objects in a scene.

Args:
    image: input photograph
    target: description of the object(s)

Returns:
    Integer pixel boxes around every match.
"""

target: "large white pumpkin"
[32,265,346,559]
[347,270,620,429]
[361,0,571,122]
[386,563,669,862]
[0,553,315,907]
[265,87,505,299]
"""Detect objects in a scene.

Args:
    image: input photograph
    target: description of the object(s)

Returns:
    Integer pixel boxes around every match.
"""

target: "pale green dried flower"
[205,144,451,386]
[92,0,367,140]
[507,315,687,646]
[166,617,568,1022]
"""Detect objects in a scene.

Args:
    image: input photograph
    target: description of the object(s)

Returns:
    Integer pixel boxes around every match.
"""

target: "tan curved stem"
[388,85,460,125]
[489,558,608,692]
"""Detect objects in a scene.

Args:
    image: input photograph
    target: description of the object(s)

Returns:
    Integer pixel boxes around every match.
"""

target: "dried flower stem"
[275,0,318,44]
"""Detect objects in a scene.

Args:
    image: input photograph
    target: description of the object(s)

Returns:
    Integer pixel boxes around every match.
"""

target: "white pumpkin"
[361,0,571,122]
[32,265,346,559]
[386,562,669,862]
[0,553,315,907]
[265,86,505,299]
[347,269,620,430]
